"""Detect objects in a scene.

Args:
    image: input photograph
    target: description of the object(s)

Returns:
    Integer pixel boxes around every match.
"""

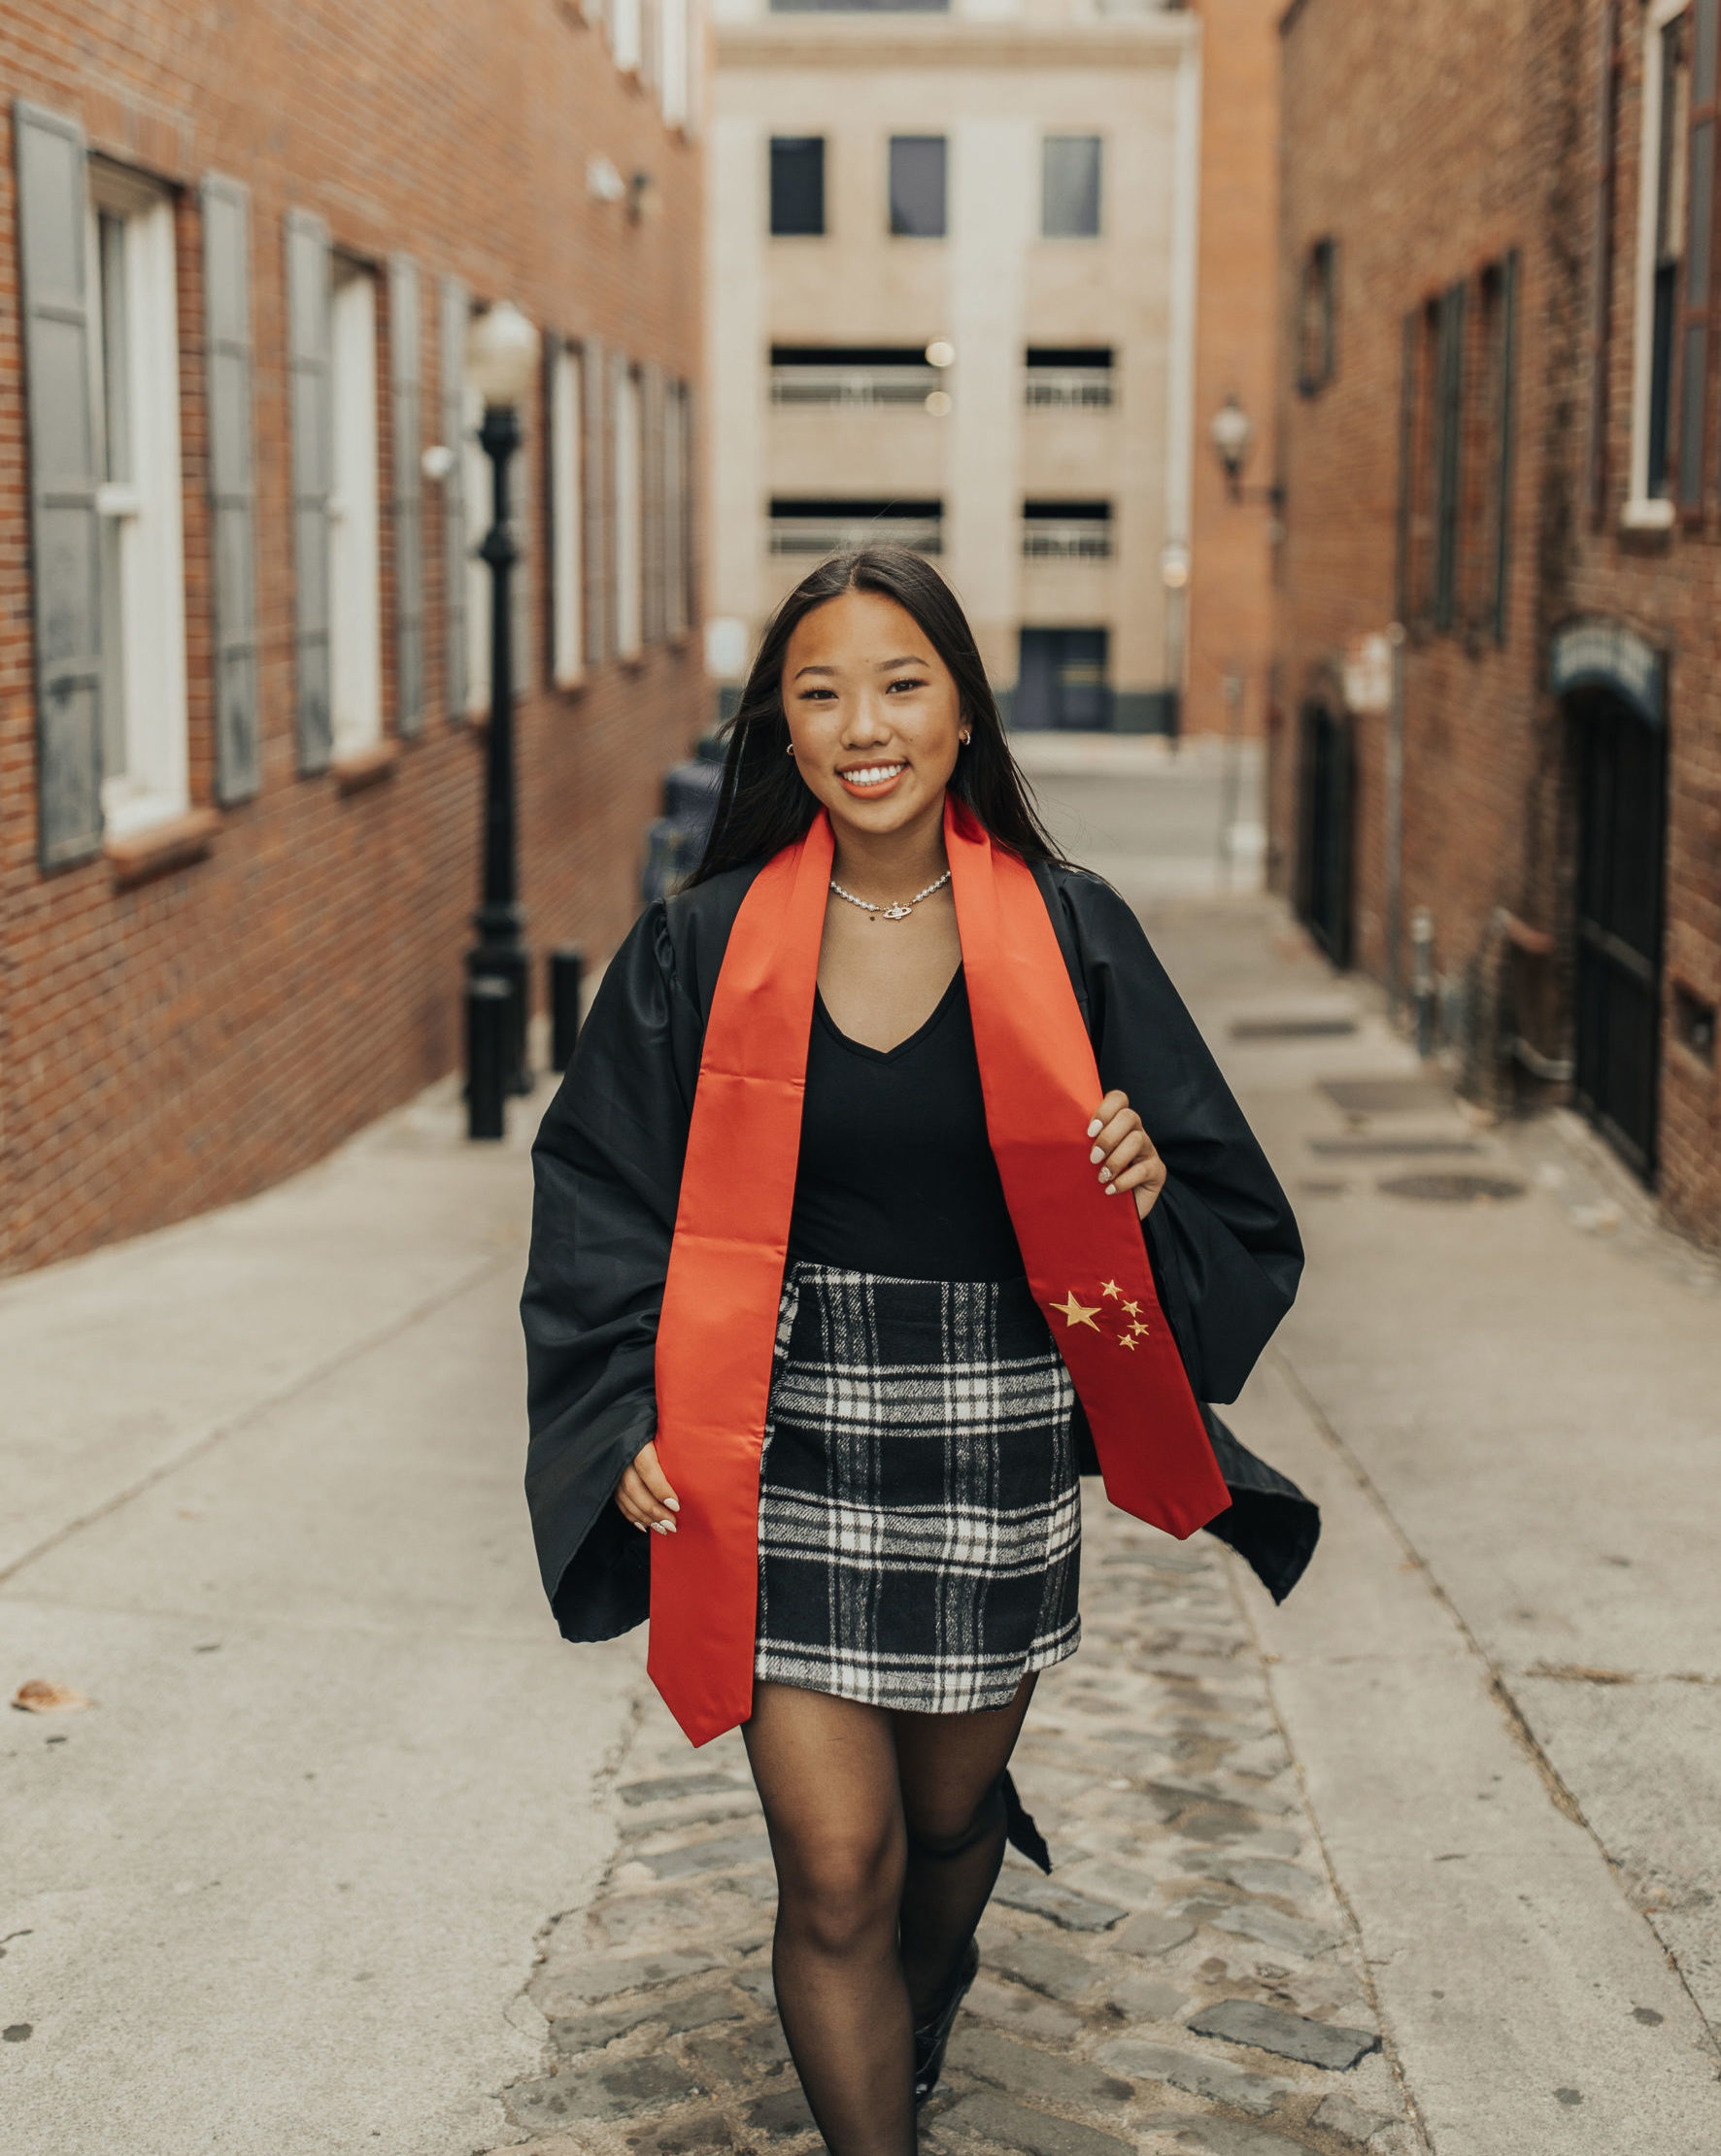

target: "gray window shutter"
[678,380,696,638]
[202,174,259,805]
[286,209,332,774]
[641,362,664,646]
[15,101,103,869]
[542,327,563,682]
[441,275,469,721]
[583,334,609,668]
[389,254,423,737]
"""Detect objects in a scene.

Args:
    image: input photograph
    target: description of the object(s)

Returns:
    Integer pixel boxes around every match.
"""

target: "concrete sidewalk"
[0,1078,646,2156]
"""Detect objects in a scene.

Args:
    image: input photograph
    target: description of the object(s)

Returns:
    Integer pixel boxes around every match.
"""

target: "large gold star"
[1049,1290,1102,1332]
[1099,1279,1122,1300]
[1122,1298,1142,1318]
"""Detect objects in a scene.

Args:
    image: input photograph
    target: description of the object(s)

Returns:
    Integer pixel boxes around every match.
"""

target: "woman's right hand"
[616,1440,680,1533]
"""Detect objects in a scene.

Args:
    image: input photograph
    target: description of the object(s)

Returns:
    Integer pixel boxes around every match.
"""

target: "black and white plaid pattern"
[755,1264,1081,1714]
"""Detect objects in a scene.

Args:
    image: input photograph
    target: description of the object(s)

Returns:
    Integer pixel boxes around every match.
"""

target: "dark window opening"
[1015,626,1110,729]
[1025,347,1114,408]
[1022,500,1112,559]
[773,0,947,12]
[770,137,826,237]
[1402,286,1466,633]
[1649,11,1690,498]
[1042,136,1101,238]
[1675,0,1717,511]
[768,497,943,554]
[889,137,947,237]
[1297,237,1338,396]
[1460,254,1518,645]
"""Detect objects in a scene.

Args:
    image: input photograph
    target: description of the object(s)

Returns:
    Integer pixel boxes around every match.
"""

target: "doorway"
[1015,627,1111,731]
[1572,691,1668,1180]
[1296,699,1355,967]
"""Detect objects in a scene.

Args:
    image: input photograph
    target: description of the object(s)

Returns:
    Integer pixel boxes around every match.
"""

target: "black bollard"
[550,947,586,1073]
[467,975,512,1141]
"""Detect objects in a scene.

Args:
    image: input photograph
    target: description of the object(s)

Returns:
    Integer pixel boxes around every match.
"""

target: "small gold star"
[1130,1319,1151,1338]
[1099,1279,1122,1300]
[1117,1331,1138,1352]
[1049,1290,1102,1332]
[1122,1298,1142,1318]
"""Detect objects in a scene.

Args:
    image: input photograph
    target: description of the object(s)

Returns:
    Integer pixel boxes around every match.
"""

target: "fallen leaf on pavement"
[11,1680,92,1714]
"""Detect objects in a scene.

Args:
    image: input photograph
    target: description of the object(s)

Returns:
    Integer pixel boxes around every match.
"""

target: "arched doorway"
[1553,623,1669,1182]
[1296,698,1354,967]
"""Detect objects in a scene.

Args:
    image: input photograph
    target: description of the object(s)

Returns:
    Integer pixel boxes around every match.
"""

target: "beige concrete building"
[707,0,1204,731]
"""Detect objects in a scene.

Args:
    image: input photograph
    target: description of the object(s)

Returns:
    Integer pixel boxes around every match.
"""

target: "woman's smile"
[837,759,908,797]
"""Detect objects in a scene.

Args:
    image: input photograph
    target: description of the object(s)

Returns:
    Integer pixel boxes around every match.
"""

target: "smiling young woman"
[522,551,1317,2152]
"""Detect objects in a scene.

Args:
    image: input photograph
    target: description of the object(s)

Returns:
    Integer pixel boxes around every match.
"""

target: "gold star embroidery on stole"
[1117,1331,1138,1351]
[1099,1279,1122,1300]
[1050,1290,1102,1331]
[1122,1298,1142,1318]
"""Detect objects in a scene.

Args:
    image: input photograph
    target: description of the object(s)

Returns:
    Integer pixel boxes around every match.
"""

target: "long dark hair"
[688,549,1063,884]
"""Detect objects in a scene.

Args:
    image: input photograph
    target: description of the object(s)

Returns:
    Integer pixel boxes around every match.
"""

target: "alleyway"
[2,747,1717,2155]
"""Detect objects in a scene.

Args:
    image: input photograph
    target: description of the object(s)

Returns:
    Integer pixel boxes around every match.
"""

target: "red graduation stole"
[649,796,1229,1745]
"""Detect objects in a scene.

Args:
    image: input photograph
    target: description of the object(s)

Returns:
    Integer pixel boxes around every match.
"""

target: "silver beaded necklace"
[828,868,953,923]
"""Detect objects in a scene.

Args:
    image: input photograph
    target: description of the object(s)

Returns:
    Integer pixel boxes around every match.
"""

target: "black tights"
[742,1675,1036,2156]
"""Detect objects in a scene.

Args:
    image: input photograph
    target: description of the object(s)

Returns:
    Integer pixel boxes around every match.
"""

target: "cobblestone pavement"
[497,1492,1421,2156]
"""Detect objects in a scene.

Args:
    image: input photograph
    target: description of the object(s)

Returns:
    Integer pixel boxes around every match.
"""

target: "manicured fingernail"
[1103,1183,1118,1196]
[634,1521,647,1533]
[654,1520,672,1534]
[664,1499,681,1513]
[1090,1145,1104,1163]
[1098,1166,1112,1184]
[1087,1119,1102,1138]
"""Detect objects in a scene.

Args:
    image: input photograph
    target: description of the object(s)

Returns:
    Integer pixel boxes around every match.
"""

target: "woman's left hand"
[1087,1091,1167,1220]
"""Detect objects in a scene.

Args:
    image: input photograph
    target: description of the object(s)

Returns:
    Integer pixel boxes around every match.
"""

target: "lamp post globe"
[466,300,540,407]
[464,301,541,1122]
[1209,392,1256,496]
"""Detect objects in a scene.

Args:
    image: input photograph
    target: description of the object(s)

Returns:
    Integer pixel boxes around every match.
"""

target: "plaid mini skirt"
[755,1263,1082,1715]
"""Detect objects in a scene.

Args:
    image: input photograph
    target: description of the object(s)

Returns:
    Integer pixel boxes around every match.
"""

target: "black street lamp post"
[461,299,540,1139]
[468,399,531,1096]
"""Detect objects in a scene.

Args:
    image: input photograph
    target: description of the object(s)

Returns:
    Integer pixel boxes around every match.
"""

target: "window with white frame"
[552,344,584,687]
[660,0,691,129]
[88,165,189,836]
[1630,0,1692,520]
[328,258,383,753]
[614,0,643,74]
[1042,135,1102,240]
[615,365,644,658]
[664,379,689,640]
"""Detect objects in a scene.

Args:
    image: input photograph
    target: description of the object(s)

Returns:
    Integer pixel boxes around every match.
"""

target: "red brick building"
[1273,0,1721,1249]
[1,2,704,1274]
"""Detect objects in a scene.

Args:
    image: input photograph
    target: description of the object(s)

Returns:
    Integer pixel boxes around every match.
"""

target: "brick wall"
[1274,0,1720,1250]
[0,1,704,1273]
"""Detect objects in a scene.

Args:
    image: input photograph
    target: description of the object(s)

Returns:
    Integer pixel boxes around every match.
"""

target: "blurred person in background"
[523,550,1313,2149]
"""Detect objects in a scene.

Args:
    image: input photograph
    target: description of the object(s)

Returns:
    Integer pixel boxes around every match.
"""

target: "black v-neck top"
[786,966,1027,1282]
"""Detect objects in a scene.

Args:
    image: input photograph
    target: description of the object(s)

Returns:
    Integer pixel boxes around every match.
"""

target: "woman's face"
[780,589,965,842]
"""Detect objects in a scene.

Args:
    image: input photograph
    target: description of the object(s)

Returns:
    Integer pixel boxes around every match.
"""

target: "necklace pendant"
[881,902,913,921]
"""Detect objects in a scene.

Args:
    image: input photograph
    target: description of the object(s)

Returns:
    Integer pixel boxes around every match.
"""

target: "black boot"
[912,1937,979,2109]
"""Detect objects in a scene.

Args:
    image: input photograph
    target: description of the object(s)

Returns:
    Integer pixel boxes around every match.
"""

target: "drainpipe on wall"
[1385,622,1407,1020]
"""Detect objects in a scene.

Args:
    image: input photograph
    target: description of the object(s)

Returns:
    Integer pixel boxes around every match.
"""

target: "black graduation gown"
[522,859,1318,1653]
